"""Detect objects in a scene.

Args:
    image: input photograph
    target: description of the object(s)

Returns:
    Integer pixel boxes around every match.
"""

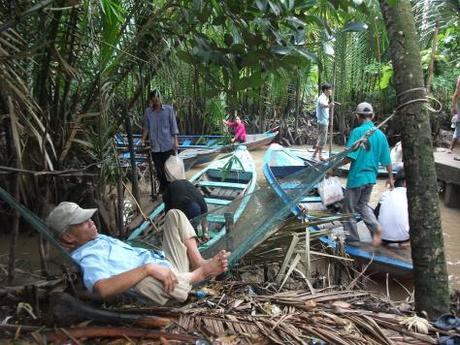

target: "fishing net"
[0,128,375,269]
[127,144,356,266]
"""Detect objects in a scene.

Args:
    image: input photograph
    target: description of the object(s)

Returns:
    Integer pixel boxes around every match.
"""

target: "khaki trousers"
[133,209,197,305]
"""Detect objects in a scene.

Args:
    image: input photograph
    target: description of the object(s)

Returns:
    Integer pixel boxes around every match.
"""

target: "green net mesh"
[127,144,354,266]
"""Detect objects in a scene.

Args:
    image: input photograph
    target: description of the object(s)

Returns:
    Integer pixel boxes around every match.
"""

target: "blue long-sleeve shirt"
[143,104,179,152]
[71,234,172,292]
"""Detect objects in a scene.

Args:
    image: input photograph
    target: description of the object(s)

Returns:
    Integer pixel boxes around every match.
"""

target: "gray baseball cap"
[46,202,97,237]
[355,102,374,116]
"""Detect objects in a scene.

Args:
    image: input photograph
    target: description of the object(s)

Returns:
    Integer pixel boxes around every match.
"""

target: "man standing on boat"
[142,89,179,194]
[312,84,334,161]
[46,202,229,305]
[341,102,393,246]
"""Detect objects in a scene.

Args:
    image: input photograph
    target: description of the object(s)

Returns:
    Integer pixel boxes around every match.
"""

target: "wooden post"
[329,58,337,157]
[6,96,21,283]
[124,115,141,203]
[146,149,156,199]
[305,226,311,278]
[116,178,124,238]
[38,234,50,277]
[7,175,19,284]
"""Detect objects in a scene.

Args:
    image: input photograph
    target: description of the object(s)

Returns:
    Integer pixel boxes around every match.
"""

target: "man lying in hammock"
[46,202,229,305]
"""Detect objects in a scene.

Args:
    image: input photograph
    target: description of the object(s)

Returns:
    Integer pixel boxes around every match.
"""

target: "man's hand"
[386,176,394,190]
[146,264,178,294]
[172,137,179,151]
[325,168,336,177]
[328,102,335,109]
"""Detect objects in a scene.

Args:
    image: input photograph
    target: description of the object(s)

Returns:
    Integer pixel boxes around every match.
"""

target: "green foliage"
[3,0,458,225]
[379,64,393,90]
[99,0,125,68]
[220,154,245,182]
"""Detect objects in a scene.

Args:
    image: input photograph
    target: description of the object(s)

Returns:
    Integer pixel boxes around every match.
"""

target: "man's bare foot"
[202,250,229,278]
[448,149,453,154]
[190,250,230,284]
[319,156,326,161]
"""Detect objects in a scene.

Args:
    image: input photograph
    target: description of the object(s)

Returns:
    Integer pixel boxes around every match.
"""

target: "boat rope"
[350,87,442,152]
[120,179,159,232]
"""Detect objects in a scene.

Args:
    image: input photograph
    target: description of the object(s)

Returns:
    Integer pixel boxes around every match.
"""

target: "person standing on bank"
[341,102,393,246]
[312,84,334,161]
[142,89,180,193]
[448,76,460,154]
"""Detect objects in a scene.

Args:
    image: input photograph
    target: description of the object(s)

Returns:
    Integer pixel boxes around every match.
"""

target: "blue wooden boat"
[128,145,257,260]
[114,134,220,171]
[300,148,398,177]
[263,144,413,275]
[319,236,412,276]
[179,129,278,151]
[179,147,221,169]
[263,144,328,217]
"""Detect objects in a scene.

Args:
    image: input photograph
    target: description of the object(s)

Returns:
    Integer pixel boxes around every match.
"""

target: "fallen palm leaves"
[166,281,443,345]
[0,280,454,344]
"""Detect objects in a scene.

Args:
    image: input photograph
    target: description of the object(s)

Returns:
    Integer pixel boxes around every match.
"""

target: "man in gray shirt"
[142,89,179,193]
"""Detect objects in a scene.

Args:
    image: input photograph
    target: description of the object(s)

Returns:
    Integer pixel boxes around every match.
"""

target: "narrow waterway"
[1,145,459,292]
[245,145,460,291]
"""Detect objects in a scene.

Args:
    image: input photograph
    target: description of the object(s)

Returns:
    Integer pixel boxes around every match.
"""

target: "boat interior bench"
[206,168,252,184]
[204,198,232,206]
[271,165,308,179]
[197,180,247,189]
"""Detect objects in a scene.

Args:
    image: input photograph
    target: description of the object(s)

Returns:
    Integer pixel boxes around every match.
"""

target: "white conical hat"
[165,155,185,182]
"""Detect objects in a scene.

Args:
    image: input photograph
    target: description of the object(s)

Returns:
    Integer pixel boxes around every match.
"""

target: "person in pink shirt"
[223,115,247,143]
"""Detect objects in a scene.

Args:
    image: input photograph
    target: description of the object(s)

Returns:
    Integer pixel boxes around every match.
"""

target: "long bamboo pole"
[329,54,337,157]
[7,96,20,283]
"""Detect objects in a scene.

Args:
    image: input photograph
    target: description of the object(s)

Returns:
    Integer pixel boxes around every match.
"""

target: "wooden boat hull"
[319,236,413,276]
[263,144,325,218]
[294,148,396,177]
[263,144,413,275]
[179,148,221,169]
[178,130,278,151]
[115,134,220,171]
[128,145,257,262]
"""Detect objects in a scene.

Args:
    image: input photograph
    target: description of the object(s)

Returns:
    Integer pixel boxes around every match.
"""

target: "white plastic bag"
[164,154,185,182]
[318,176,344,206]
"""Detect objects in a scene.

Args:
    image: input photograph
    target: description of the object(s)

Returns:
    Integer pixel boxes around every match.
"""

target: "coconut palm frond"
[413,0,460,49]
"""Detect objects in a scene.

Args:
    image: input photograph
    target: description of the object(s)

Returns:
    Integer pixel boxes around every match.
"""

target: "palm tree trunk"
[380,0,449,318]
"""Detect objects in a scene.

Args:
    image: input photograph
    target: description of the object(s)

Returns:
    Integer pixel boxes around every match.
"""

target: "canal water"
[245,145,460,291]
[1,145,459,293]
